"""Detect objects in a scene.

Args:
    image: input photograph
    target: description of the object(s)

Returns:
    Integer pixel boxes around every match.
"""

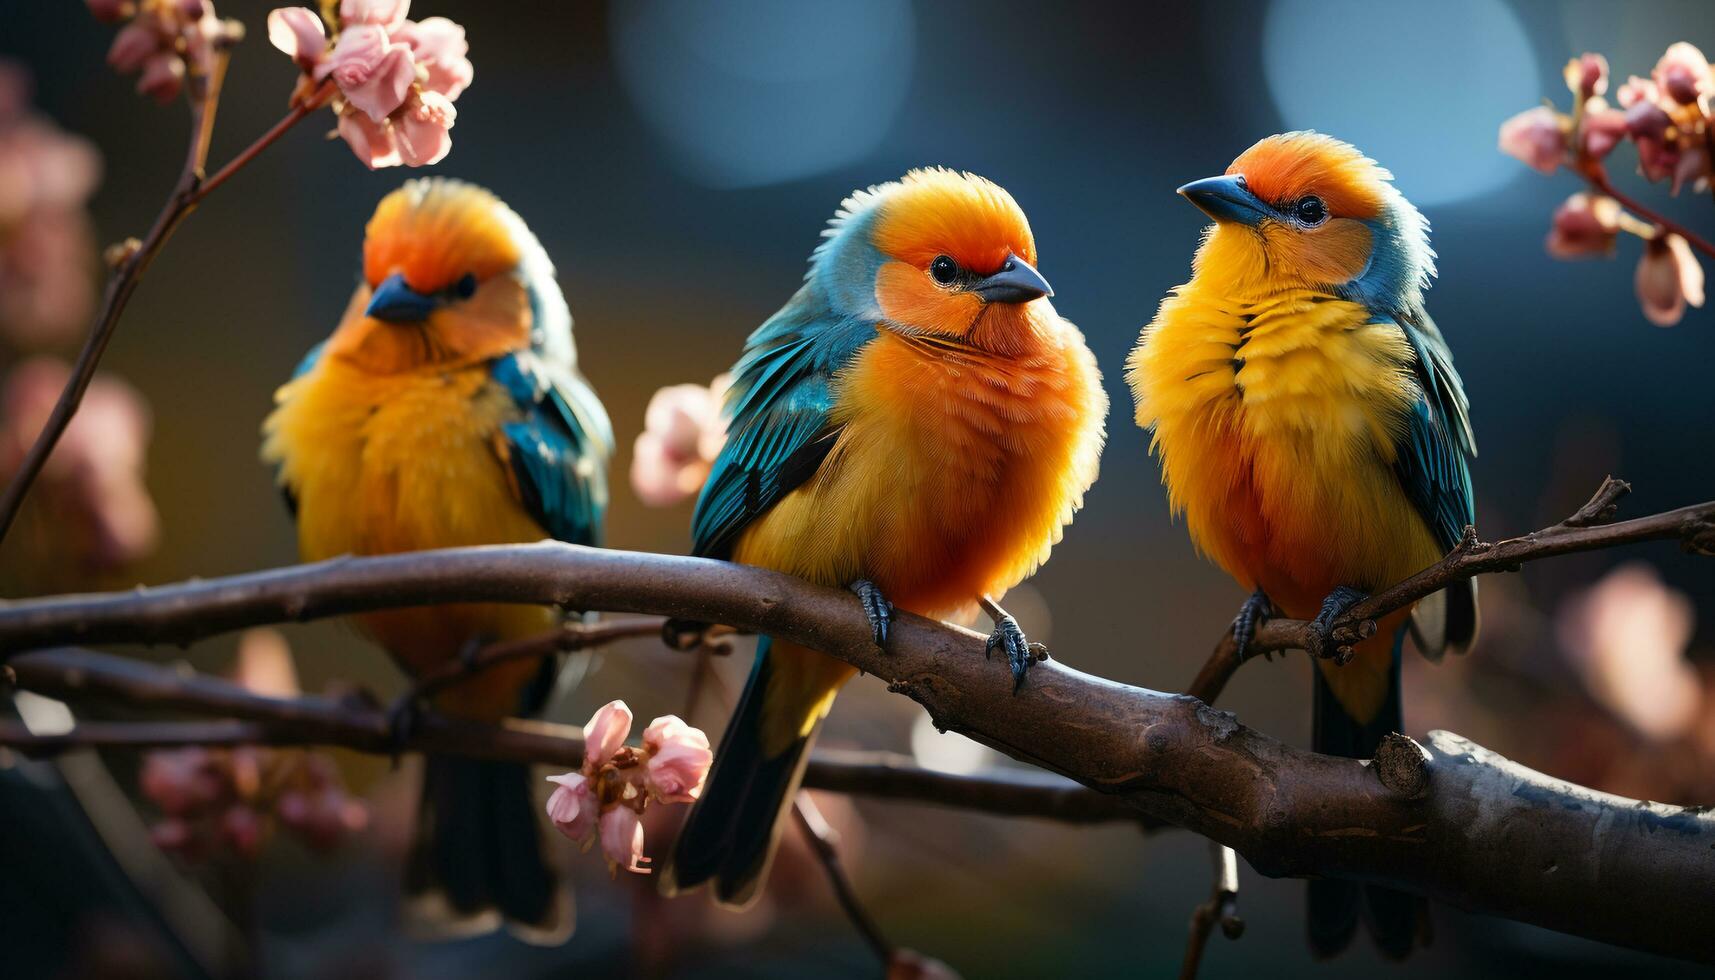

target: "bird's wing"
[490,350,612,546]
[692,287,876,560]
[1388,309,1476,554]
[275,340,328,519]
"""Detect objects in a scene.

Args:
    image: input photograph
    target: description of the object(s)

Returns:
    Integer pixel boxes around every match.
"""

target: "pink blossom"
[87,0,133,24]
[1546,193,1620,260]
[317,24,415,122]
[1653,42,1713,106]
[1557,563,1700,740]
[137,52,185,104]
[220,806,263,858]
[1615,75,1661,109]
[336,107,401,169]
[341,0,410,32]
[1634,232,1705,327]
[599,806,650,874]
[1625,100,1678,182]
[1671,143,1712,196]
[1564,52,1608,100]
[394,90,454,167]
[631,374,732,507]
[396,17,472,99]
[100,0,239,103]
[106,22,158,73]
[1498,106,1566,175]
[545,772,597,843]
[584,699,634,767]
[140,748,226,817]
[1,359,158,569]
[642,715,713,803]
[1577,107,1628,160]
[266,6,327,72]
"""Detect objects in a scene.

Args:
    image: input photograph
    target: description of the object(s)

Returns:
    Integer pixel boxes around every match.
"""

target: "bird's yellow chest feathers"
[734,324,1106,620]
[1128,285,1439,616]
[261,356,554,699]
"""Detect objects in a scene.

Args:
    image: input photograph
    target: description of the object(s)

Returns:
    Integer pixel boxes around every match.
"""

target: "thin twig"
[0,74,329,545]
[1583,162,1715,259]
[793,793,892,964]
[410,617,672,702]
[1,647,1143,825]
[1178,841,1243,980]
[1184,475,1712,705]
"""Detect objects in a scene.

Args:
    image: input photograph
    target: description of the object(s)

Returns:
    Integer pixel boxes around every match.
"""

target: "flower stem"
[1582,160,1715,258]
[0,72,327,546]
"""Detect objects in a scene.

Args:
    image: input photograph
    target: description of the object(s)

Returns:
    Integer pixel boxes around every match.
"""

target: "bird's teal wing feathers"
[691,286,877,560]
[1389,311,1475,553]
[491,351,611,546]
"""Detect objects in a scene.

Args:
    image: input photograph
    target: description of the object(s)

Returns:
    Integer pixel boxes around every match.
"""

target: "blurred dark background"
[3,0,1714,977]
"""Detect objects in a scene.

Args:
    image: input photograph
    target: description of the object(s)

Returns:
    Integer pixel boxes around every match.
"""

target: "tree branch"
[1186,476,1714,705]
[1,647,1142,827]
[0,484,1710,959]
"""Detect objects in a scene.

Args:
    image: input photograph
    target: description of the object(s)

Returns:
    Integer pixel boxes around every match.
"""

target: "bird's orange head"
[814,168,1055,354]
[331,178,564,373]
[1179,132,1434,311]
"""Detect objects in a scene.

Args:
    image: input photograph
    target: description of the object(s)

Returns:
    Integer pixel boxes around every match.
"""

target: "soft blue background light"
[1262,0,1539,206]
[610,0,915,189]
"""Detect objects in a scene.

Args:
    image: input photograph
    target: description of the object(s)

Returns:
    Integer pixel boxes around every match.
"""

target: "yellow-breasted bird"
[262,178,611,939]
[1127,133,1477,958]
[663,168,1107,906]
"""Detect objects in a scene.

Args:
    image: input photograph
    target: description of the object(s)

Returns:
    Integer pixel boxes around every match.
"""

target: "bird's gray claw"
[1232,588,1273,656]
[986,614,1039,693]
[849,579,893,647]
[1308,585,1368,662]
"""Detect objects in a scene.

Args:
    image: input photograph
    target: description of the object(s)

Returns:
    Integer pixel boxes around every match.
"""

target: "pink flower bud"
[267,7,328,72]
[395,17,472,100]
[336,105,400,169]
[1498,106,1566,175]
[583,700,634,768]
[545,772,597,842]
[1654,42,1712,106]
[1577,107,1628,160]
[107,22,160,74]
[395,90,455,167]
[1546,193,1619,260]
[630,377,730,507]
[220,805,263,858]
[136,53,185,104]
[1635,233,1705,327]
[1564,52,1608,100]
[599,806,649,874]
[139,747,225,816]
[1672,144,1712,197]
[642,715,712,804]
[340,0,410,32]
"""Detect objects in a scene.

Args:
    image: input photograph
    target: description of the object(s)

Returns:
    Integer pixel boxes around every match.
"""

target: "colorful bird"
[664,168,1108,906]
[1127,133,1476,958]
[262,178,610,939]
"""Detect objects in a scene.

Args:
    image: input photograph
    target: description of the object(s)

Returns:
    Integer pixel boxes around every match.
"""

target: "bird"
[1126,132,1476,958]
[261,177,611,941]
[663,168,1107,907]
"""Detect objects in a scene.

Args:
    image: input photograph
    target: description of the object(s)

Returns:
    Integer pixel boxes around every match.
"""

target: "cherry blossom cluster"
[138,631,370,859]
[1500,44,1711,326]
[546,700,714,875]
[267,0,472,168]
[89,0,244,104]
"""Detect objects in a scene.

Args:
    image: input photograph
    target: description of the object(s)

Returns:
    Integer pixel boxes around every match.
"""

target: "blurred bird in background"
[664,168,1107,906]
[1128,133,1477,959]
[261,178,611,941]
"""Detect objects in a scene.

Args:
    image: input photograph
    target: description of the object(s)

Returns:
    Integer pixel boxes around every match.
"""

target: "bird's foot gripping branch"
[0,478,1712,964]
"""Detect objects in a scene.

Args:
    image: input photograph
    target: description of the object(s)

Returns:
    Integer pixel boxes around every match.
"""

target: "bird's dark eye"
[453,273,478,299]
[929,254,958,285]
[1294,196,1328,226]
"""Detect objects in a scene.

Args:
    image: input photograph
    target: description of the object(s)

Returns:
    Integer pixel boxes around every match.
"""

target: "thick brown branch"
[410,617,675,702]
[1187,476,1715,704]
[2,648,1138,826]
[0,527,1711,959]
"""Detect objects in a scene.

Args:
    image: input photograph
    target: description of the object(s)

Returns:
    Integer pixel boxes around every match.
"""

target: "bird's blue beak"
[365,273,439,323]
[1178,174,1270,226]
[974,252,1054,304]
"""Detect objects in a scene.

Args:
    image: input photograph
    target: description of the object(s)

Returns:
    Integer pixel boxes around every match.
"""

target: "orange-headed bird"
[262,178,611,938]
[664,169,1107,906]
[1127,133,1476,958]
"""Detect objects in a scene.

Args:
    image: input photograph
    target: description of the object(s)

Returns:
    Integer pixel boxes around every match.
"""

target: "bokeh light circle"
[1262,0,1540,207]
[611,0,915,189]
